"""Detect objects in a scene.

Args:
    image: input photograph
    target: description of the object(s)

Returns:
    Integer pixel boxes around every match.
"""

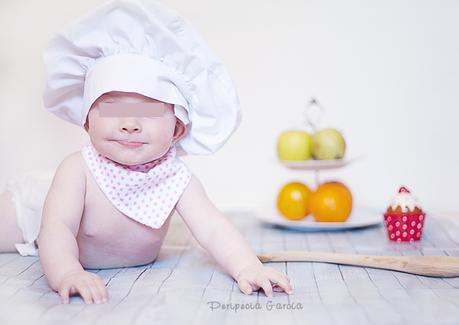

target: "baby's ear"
[83,117,90,132]
[173,119,187,143]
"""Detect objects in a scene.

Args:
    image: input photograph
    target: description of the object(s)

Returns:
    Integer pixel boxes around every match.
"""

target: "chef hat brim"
[82,53,190,126]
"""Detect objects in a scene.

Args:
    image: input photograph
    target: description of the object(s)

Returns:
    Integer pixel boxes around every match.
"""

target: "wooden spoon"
[257,251,459,277]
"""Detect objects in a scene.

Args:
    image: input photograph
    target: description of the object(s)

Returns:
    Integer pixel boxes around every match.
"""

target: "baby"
[0,0,293,304]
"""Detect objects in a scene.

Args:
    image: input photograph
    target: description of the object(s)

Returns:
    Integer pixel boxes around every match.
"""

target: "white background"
[1,0,458,214]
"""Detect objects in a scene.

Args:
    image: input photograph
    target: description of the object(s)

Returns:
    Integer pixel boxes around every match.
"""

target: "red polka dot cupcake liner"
[383,212,426,242]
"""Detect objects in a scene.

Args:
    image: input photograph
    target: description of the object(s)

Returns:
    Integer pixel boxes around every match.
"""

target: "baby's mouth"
[112,139,146,148]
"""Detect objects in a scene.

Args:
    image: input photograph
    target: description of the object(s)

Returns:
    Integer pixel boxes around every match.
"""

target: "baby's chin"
[95,142,169,165]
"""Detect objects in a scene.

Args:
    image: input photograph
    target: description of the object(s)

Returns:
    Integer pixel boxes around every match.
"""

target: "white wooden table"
[1,210,459,325]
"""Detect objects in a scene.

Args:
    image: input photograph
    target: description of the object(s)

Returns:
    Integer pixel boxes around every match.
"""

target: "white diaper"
[4,171,54,256]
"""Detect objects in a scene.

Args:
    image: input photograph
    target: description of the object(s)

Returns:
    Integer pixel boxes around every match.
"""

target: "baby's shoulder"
[55,151,86,178]
[46,151,87,192]
[60,151,85,168]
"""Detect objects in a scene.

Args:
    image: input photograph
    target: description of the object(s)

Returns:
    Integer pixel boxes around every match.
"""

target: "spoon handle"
[257,251,459,277]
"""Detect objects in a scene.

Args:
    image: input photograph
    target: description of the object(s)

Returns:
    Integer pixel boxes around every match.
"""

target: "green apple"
[312,128,346,160]
[277,130,313,160]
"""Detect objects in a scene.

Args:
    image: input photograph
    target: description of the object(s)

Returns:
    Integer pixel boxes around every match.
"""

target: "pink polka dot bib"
[81,143,192,229]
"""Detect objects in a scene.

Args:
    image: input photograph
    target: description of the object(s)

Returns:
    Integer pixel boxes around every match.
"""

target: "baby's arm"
[38,153,106,304]
[176,175,293,297]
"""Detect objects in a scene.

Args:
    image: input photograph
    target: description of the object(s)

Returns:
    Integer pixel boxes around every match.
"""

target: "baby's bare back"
[65,153,172,269]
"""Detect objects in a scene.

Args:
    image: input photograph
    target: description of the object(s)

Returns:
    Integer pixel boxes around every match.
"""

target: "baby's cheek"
[88,122,109,141]
[147,119,175,141]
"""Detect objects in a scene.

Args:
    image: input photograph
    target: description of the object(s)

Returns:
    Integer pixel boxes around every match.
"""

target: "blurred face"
[85,91,186,165]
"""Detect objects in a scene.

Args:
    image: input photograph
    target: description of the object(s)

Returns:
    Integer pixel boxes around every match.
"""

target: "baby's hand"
[236,263,294,297]
[58,270,108,304]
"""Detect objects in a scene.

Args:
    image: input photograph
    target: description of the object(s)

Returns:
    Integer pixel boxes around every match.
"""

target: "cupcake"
[383,186,426,242]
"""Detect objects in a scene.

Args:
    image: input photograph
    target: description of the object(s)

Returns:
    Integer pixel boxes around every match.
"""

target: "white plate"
[278,156,359,170]
[253,206,382,231]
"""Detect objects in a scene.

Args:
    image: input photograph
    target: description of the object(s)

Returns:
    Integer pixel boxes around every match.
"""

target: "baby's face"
[85,91,185,165]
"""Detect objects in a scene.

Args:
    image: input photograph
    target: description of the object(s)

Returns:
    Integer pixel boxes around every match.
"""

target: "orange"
[309,181,353,222]
[277,182,312,220]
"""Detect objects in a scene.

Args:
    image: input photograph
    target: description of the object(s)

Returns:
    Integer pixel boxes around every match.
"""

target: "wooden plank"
[2,211,459,324]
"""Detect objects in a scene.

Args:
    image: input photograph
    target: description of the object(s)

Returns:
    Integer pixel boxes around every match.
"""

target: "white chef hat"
[42,0,241,155]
